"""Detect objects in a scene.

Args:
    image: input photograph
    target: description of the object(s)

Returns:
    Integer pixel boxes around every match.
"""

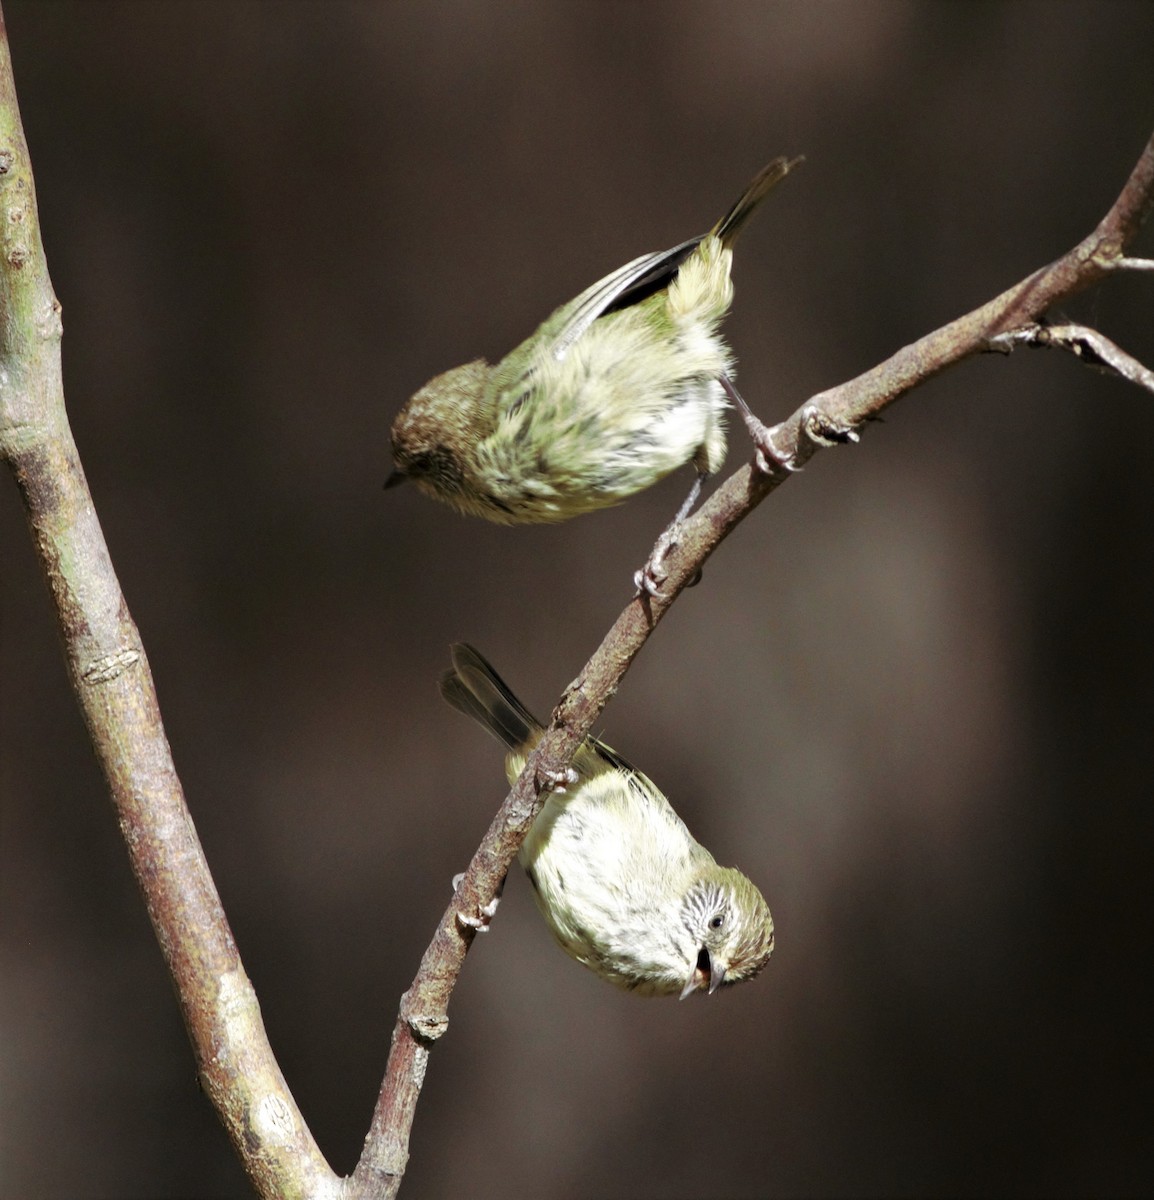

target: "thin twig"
[351,129,1154,1197]
[989,322,1154,395]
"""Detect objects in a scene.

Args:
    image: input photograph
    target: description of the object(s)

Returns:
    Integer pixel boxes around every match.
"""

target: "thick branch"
[353,131,1154,1196]
[0,13,341,1200]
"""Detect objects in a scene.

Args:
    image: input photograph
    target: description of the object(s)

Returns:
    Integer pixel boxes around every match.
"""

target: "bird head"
[678,868,774,999]
[387,358,491,495]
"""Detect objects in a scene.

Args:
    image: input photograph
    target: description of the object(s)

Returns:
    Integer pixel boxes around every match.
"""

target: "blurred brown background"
[2,2,1152,1197]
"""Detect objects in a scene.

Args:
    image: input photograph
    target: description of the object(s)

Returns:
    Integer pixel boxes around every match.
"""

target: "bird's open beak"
[680,947,726,999]
[708,960,727,994]
[383,469,408,490]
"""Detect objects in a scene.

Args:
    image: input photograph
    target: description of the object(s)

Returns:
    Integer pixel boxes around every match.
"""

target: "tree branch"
[989,322,1154,396]
[2,2,1151,1191]
[352,130,1154,1195]
[0,12,341,1200]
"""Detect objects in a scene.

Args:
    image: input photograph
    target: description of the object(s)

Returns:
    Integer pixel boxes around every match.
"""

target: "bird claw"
[457,903,498,932]
[634,526,680,598]
[537,764,579,794]
[720,373,800,476]
[633,565,665,598]
[452,872,501,932]
[747,416,801,476]
[747,405,860,472]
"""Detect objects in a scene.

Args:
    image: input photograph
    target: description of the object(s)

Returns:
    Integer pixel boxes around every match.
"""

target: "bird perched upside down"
[440,643,774,997]
[389,157,803,592]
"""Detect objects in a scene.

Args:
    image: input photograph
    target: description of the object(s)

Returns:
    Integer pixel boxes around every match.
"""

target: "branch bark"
[1,4,1151,1193]
[0,12,340,1200]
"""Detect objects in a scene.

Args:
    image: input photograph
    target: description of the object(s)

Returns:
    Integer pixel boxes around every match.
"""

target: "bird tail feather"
[440,643,540,750]
[711,155,803,248]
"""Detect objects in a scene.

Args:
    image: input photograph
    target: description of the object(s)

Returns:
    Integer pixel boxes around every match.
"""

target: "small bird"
[440,643,774,997]
[389,157,802,589]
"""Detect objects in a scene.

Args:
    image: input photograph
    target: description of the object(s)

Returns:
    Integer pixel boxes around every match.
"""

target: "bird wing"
[588,737,639,776]
[482,233,705,439]
[547,236,703,362]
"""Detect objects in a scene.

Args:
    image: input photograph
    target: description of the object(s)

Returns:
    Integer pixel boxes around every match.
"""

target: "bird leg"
[633,470,707,598]
[719,372,798,475]
[634,370,803,597]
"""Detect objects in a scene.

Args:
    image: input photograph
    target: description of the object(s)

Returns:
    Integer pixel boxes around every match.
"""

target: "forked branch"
[0,6,1150,1194]
[989,322,1154,395]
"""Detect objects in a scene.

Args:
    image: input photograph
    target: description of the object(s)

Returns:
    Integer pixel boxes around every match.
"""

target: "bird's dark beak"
[383,469,408,491]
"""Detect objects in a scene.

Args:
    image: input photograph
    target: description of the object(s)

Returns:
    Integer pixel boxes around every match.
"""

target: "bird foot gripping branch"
[633,524,685,598]
[631,376,862,599]
[452,872,503,933]
[719,373,801,477]
[633,525,709,599]
[535,763,579,794]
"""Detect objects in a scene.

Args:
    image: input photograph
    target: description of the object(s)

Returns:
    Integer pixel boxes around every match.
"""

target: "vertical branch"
[0,11,340,1199]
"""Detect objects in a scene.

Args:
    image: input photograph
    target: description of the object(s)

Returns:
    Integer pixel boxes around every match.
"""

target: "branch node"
[253,1093,299,1146]
[37,297,63,341]
[801,404,861,448]
[81,647,141,685]
[403,1008,449,1046]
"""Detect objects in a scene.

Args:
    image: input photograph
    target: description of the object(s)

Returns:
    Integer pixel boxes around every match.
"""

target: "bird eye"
[709,914,724,929]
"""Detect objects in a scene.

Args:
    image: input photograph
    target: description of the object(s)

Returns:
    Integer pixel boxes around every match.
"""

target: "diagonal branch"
[352,130,1154,1195]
